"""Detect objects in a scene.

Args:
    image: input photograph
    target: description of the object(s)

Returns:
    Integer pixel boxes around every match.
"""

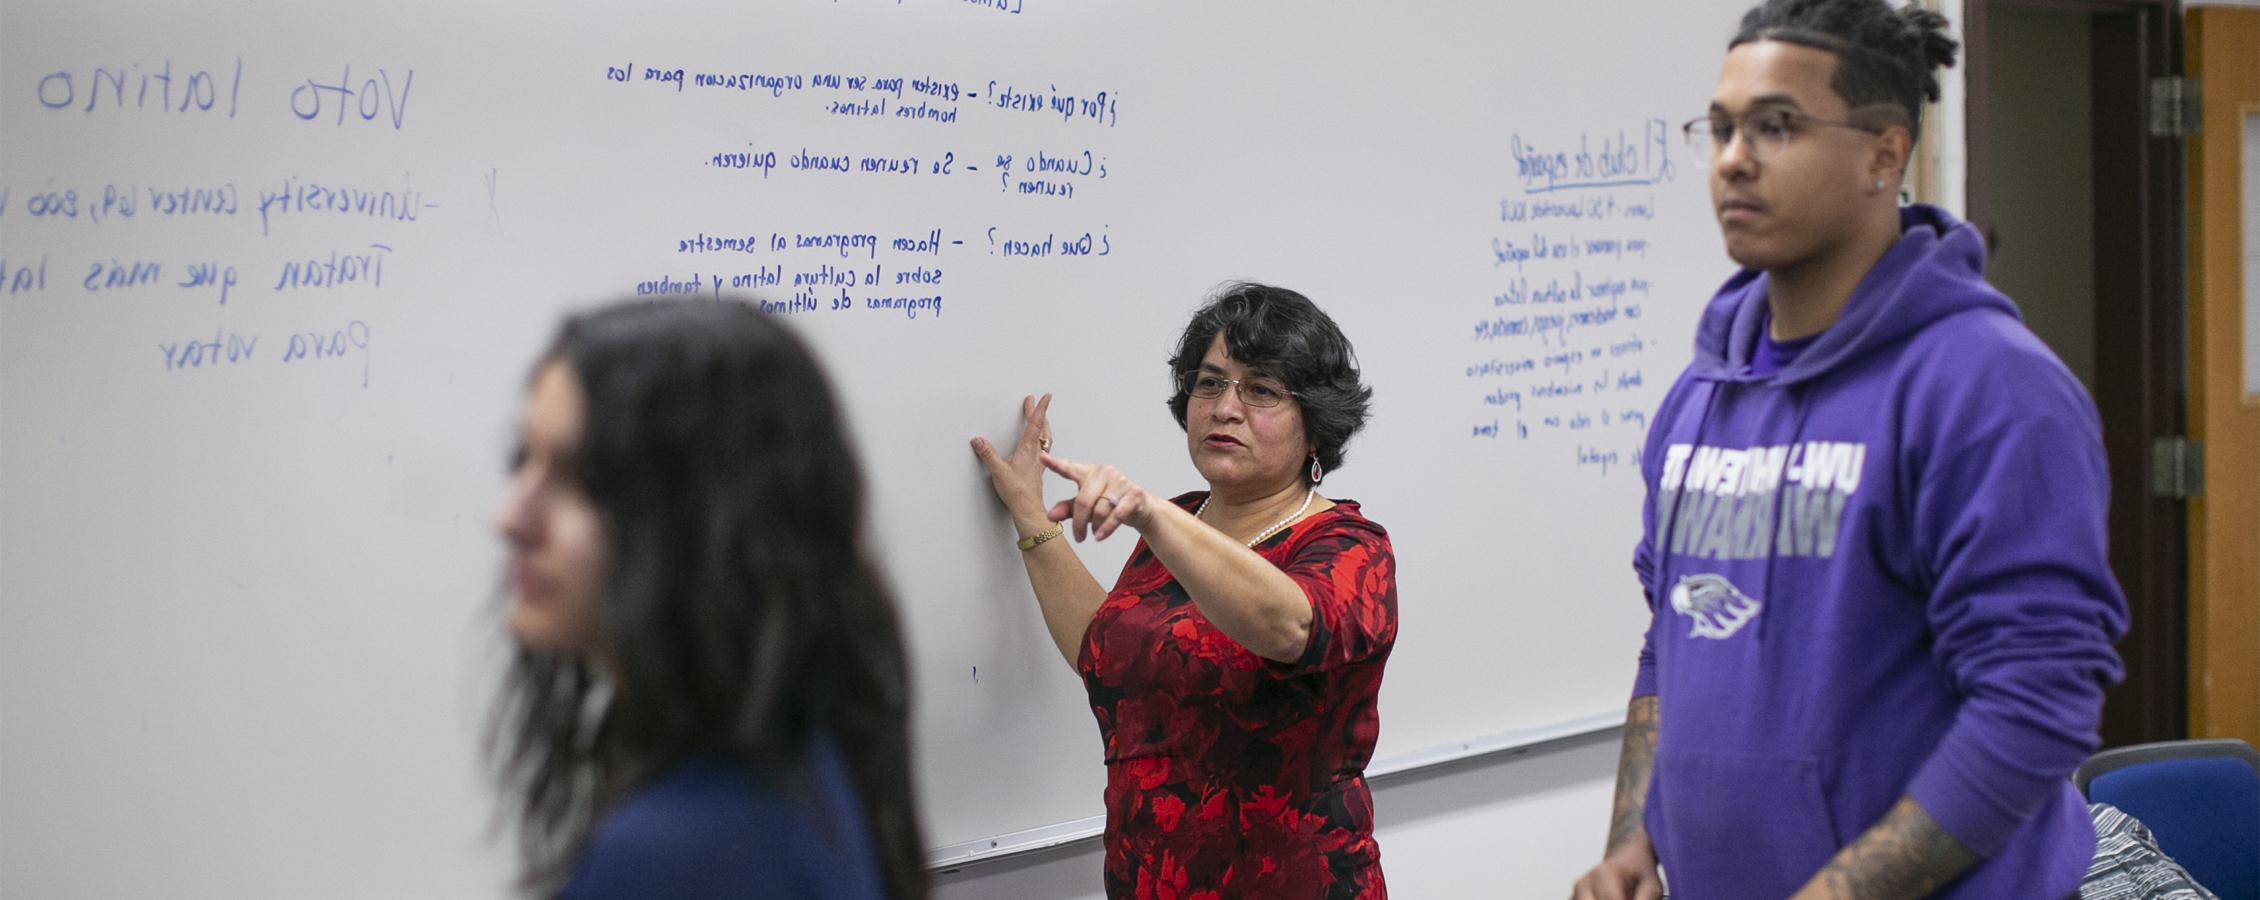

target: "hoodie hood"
[1687,204,2020,386]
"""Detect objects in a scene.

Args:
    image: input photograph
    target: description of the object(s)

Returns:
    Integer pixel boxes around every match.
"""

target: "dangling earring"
[1308,455,1324,485]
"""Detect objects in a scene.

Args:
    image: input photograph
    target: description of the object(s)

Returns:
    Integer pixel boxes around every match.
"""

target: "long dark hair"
[489,299,927,898]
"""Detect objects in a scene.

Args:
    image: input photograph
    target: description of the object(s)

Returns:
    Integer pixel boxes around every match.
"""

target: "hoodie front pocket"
[1651,751,1841,900]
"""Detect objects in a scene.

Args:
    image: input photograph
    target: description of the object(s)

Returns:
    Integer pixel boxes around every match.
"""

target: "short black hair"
[1731,0,1960,141]
[1166,282,1372,479]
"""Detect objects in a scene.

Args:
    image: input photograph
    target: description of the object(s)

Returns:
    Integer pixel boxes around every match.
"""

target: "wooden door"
[2186,5,2260,746]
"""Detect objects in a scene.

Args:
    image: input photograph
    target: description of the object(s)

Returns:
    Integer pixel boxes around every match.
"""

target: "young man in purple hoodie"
[1572,2,2130,898]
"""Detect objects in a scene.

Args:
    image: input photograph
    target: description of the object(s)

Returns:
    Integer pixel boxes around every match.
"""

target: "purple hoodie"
[1631,205,2128,899]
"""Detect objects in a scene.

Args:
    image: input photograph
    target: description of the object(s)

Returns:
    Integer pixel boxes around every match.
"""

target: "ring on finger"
[1039,436,1053,452]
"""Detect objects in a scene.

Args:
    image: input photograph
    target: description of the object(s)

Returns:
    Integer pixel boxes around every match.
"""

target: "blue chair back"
[2078,739,2260,900]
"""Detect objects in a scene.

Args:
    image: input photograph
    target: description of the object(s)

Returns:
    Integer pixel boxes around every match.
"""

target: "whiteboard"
[0,1,1740,896]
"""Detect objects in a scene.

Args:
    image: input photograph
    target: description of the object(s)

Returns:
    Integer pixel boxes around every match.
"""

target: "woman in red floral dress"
[971,282,1395,899]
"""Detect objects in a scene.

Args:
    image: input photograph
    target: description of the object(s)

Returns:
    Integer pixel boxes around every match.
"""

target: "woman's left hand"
[1040,453,1154,542]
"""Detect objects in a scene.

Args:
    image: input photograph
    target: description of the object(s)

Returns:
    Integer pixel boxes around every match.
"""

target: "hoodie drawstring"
[1755,385,1817,645]
[1651,382,1725,605]
[1650,374,1813,648]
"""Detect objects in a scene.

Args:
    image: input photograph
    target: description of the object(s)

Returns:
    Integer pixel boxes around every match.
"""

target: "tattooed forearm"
[1605,696,1661,851]
[1798,797,1977,900]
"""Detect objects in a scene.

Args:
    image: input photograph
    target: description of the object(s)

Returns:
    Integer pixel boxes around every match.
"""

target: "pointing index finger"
[1038,451,1087,481]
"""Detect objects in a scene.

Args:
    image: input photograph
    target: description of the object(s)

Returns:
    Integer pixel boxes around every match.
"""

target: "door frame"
[1964,0,2188,746]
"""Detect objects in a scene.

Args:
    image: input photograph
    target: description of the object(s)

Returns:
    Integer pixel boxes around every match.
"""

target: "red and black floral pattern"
[1079,494,1398,899]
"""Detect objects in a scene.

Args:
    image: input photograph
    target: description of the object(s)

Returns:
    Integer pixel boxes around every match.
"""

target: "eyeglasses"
[1181,371,1295,408]
[1682,108,1884,162]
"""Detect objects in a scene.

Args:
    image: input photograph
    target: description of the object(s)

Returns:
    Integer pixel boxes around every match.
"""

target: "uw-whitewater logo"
[1670,573,1762,640]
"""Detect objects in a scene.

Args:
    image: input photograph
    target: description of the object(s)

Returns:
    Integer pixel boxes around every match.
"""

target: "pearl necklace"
[1196,487,1316,548]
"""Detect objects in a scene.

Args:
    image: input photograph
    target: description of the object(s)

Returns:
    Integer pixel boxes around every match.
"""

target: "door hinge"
[2152,436,2204,499]
[2149,77,2201,138]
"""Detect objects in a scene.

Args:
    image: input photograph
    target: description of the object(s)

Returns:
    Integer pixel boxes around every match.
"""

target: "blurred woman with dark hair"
[971,282,1396,898]
[492,299,925,899]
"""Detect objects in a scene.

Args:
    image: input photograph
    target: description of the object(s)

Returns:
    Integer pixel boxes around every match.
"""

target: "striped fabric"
[2081,803,2221,900]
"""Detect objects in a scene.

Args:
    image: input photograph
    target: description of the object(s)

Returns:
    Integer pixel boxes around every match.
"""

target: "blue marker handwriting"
[1510,119,1676,195]
[289,65,413,130]
[36,58,243,118]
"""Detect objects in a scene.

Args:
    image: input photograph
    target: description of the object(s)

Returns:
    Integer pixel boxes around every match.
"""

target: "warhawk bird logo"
[1669,573,1762,640]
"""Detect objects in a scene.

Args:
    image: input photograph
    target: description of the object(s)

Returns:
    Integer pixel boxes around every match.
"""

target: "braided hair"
[1731,0,1960,140]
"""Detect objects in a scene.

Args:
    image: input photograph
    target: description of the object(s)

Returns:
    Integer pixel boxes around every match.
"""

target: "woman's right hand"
[969,393,1054,523]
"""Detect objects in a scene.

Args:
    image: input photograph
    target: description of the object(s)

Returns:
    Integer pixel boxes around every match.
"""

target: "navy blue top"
[557,736,885,900]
